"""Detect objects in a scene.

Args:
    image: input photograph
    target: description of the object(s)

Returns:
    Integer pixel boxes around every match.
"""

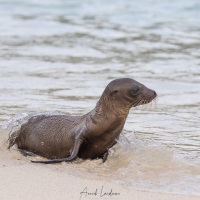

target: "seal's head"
[102,78,157,111]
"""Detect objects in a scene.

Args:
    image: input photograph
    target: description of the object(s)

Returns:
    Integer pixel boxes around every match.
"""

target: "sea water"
[0,0,200,195]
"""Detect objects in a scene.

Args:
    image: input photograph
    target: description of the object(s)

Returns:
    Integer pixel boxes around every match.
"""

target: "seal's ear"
[110,90,118,96]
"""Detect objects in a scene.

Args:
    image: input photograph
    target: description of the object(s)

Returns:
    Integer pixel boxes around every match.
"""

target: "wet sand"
[0,149,199,200]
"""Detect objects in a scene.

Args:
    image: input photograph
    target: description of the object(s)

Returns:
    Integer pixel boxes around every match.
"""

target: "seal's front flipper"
[8,130,20,149]
[31,136,83,164]
[102,151,109,163]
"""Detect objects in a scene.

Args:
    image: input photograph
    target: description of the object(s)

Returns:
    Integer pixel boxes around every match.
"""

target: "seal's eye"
[110,90,118,96]
[132,87,139,94]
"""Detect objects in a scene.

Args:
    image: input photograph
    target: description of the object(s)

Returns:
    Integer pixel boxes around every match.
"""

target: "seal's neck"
[94,93,129,118]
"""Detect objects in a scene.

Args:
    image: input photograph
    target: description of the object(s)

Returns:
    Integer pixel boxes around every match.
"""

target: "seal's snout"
[148,89,157,100]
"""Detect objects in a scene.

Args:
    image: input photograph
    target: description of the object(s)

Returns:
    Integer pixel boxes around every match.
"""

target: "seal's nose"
[153,91,157,97]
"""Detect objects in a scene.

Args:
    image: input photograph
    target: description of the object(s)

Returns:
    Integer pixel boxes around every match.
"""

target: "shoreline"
[0,149,200,200]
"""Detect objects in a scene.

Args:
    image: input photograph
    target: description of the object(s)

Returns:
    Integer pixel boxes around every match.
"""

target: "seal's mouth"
[144,91,157,104]
[140,98,155,105]
[132,91,157,107]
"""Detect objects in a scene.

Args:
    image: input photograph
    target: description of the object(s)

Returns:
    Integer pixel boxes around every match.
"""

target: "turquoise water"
[0,0,200,195]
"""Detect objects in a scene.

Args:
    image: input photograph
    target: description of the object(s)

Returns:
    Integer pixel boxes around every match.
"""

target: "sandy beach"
[1,0,200,199]
[0,148,199,200]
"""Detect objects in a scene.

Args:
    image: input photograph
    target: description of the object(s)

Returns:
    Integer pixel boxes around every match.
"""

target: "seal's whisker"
[136,99,143,107]
[143,100,148,110]
[132,98,143,107]
[151,97,158,110]
[135,98,143,106]
[149,100,153,111]
[145,100,150,110]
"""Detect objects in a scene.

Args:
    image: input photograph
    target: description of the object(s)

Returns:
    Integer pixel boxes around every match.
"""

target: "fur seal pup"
[8,78,157,164]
